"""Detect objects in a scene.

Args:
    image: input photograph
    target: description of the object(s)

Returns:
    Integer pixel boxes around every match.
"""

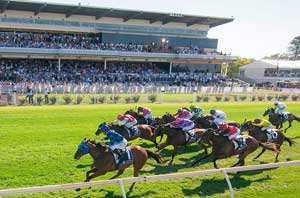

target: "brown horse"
[240,120,293,161]
[154,125,208,165]
[74,139,164,191]
[263,107,300,132]
[125,109,147,124]
[194,115,240,129]
[95,122,156,145]
[191,129,279,168]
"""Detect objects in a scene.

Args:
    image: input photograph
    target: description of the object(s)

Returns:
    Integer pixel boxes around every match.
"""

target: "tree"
[226,57,255,77]
[288,36,300,60]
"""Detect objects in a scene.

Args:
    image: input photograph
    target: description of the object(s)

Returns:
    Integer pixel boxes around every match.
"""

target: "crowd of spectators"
[0,31,222,55]
[264,68,300,78]
[0,59,230,86]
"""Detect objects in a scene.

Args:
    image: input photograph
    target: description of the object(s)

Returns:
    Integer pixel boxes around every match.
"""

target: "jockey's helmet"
[253,118,261,124]
[99,124,110,132]
[137,106,143,112]
[210,109,216,114]
[219,123,228,130]
[274,101,279,106]
[178,108,183,113]
[117,114,124,120]
[190,105,195,110]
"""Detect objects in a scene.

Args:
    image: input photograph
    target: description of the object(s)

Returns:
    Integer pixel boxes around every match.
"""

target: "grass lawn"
[0,102,300,197]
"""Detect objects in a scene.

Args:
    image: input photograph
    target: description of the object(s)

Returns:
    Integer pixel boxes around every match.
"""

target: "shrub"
[196,95,202,102]
[49,96,57,105]
[279,95,289,101]
[18,96,26,105]
[98,96,106,104]
[267,95,274,101]
[224,96,230,101]
[251,96,256,101]
[203,96,209,102]
[63,95,72,104]
[239,95,247,101]
[258,96,264,101]
[124,96,131,104]
[110,95,120,103]
[215,96,222,102]
[148,94,157,103]
[90,96,97,104]
[132,95,140,103]
[233,95,239,102]
[36,96,43,105]
[76,96,83,104]
[291,95,298,101]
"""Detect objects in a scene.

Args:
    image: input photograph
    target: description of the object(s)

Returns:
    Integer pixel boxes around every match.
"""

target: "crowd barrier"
[0,160,299,198]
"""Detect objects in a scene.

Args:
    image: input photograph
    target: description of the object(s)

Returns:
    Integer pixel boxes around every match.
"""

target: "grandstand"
[239,59,300,85]
[0,0,236,91]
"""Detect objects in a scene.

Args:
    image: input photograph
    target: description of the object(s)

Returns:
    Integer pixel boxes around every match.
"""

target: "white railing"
[0,160,299,198]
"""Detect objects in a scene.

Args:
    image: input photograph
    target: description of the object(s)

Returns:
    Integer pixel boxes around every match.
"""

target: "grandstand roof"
[240,59,300,70]
[0,0,234,27]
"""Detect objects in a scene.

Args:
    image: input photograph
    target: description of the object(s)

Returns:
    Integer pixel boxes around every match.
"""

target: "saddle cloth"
[232,136,247,151]
[112,148,133,169]
[266,130,278,141]
[185,130,196,143]
[128,127,140,138]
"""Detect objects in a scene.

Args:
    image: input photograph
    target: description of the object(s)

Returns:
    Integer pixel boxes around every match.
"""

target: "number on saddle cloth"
[113,148,133,170]
[233,136,247,151]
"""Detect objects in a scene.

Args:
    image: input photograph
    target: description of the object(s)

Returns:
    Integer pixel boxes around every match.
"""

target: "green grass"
[0,102,300,198]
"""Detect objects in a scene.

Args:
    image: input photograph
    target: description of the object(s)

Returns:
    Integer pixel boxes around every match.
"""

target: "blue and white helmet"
[210,109,216,114]
[274,101,279,106]
[99,124,110,132]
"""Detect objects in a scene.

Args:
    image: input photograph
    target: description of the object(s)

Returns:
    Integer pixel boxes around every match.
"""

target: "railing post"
[119,180,127,198]
[222,170,234,198]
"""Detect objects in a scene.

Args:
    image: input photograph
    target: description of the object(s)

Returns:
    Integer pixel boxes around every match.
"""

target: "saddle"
[128,127,140,138]
[232,136,247,151]
[185,130,196,143]
[112,148,133,170]
[266,129,278,141]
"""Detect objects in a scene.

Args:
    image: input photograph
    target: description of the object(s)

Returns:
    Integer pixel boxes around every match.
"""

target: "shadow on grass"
[99,189,157,198]
[182,169,271,197]
[76,163,93,169]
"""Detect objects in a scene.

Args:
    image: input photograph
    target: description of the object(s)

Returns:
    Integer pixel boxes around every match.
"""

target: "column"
[58,58,61,72]
[104,58,107,70]
[169,62,173,74]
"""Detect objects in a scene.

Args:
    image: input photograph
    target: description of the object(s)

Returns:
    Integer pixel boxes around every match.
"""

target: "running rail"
[1,160,300,198]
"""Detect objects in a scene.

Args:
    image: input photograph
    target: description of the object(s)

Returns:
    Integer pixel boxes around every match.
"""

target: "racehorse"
[154,125,208,165]
[240,120,293,161]
[194,115,240,129]
[74,139,164,191]
[151,112,176,126]
[125,109,146,124]
[191,129,279,168]
[95,122,156,145]
[263,107,300,132]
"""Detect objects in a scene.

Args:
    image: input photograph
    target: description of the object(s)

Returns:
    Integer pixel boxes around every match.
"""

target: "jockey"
[252,118,273,133]
[210,109,227,126]
[169,118,195,132]
[274,101,287,120]
[173,108,193,120]
[116,114,137,128]
[99,124,128,168]
[218,122,241,142]
[190,105,204,120]
[137,106,153,124]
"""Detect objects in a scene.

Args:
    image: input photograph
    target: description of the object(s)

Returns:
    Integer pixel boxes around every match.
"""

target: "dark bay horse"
[263,107,300,132]
[241,120,293,161]
[95,122,156,145]
[191,129,279,168]
[154,125,208,165]
[74,139,164,191]
[194,115,240,129]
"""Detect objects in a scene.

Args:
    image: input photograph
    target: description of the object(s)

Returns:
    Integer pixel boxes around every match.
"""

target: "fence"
[0,160,299,198]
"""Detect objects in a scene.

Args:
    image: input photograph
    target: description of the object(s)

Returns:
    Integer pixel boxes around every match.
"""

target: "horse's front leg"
[156,142,169,152]
[86,167,98,179]
[110,168,125,180]
[169,146,178,165]
[191,153,212,167]
[284,121,292,133]
[85,170,107,182]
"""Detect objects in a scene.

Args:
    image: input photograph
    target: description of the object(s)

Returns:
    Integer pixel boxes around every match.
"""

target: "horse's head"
[198,128,215,144]
[125,109,139,117]
[240,119,253,132]
[162,113,175,124]
[95,122,107,136]
[263,107,274,116]
[74,138,93,160]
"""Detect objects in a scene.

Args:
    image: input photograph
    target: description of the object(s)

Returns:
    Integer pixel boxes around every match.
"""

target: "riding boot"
[114,149,124,169]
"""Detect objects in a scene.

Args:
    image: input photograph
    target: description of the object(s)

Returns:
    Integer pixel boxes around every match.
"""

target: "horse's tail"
[293,114,300,122]
[258,142,279,153]
[284,136,294,147]
[146,149,164,164]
